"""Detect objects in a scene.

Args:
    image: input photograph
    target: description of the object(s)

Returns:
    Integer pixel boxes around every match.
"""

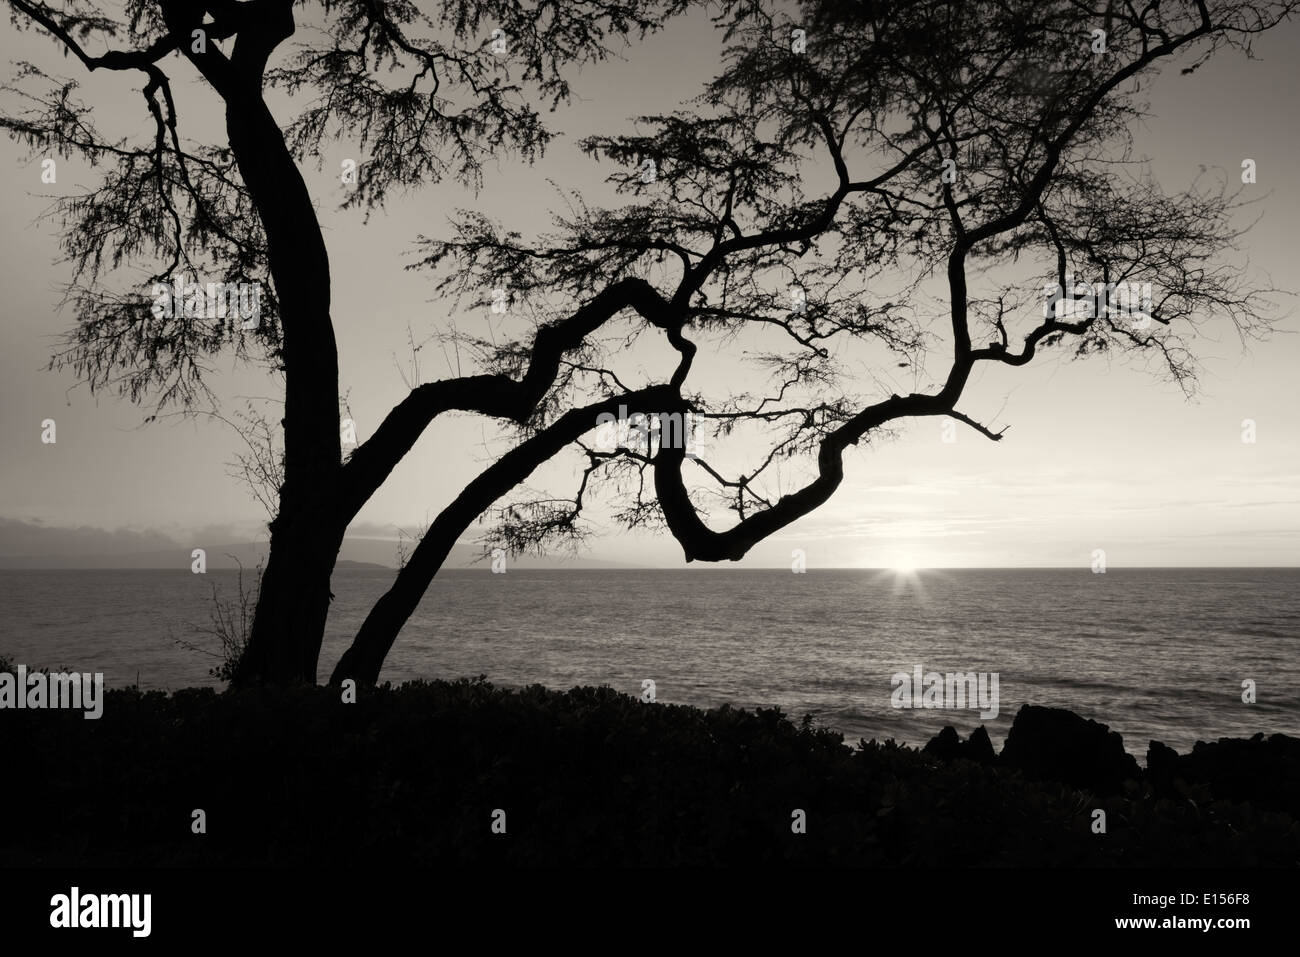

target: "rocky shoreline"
[924,704,1300,820]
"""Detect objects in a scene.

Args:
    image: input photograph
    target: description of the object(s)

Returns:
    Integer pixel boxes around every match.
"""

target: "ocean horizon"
[2,566,1295,756]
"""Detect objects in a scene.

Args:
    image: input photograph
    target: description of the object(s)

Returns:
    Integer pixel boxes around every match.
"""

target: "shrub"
[173,559,261,683]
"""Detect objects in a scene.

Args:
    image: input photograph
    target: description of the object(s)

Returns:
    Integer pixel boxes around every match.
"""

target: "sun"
[868,555,930,593]
[882,552,922,575]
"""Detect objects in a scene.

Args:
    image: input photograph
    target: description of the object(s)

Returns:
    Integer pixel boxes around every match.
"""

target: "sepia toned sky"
[1,6,1298,569]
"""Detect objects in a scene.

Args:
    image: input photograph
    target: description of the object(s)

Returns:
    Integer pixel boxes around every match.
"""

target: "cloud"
[344,520,407,539]
[0,517,181,557]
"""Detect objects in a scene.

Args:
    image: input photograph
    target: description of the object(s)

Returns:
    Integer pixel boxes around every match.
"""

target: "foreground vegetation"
[1,674,1295,866]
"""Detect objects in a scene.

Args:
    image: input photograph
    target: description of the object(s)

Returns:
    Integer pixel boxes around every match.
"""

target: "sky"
[0,5,1298,569]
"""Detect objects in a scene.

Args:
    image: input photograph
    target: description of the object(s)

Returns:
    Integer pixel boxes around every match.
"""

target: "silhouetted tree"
[2,0,689,684]
[3,0,1291,686]
[331,0,1292,683]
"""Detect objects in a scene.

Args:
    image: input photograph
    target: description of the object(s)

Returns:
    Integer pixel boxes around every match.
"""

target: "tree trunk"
[329,561,441,687]
[236,514,345,684]
[330,389,680,685]
[220,69,342,685]
[329,471,485,686]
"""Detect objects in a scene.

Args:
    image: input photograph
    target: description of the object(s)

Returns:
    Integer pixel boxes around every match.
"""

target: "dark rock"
[1145,740,1180,792]
[965,725,996,765]
[1147,739,1179,770]
[923,725,963,761]
[1000,705,1140,795]
[1171,733,1300,818]
[923,725,996,765]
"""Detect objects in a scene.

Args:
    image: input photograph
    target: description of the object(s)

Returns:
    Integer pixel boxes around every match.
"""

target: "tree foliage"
[2,0,1293,684]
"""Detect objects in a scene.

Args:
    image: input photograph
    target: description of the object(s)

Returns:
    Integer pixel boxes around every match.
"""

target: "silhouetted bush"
[0,679,1295,866]
[172,559,260,683]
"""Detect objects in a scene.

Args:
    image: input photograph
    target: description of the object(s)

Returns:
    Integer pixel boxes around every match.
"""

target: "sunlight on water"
[2,567,1296,756]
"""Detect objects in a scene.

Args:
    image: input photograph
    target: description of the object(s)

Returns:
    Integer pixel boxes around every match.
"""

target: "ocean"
[1,567,1296,755]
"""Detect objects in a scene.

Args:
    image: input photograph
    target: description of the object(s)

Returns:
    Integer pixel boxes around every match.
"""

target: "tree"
[2,0,688,684]
[3,0,1291,687]
[329,0,1292,683]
